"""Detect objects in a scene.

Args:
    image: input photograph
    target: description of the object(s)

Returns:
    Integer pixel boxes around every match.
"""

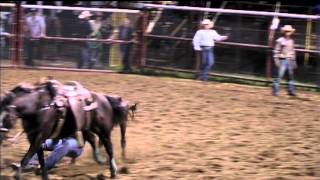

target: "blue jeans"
[273,58,296,95]
[198,47,214,81]
[28,138,83,170]
[89,47,100,69]
[25,39,40,66]
[120,44,132,71]
[78,47,89,69]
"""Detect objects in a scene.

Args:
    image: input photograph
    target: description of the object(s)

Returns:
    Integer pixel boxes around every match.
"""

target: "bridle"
[0,91,18,132]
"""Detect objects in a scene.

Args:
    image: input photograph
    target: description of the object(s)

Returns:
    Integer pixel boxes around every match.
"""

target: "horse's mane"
[13,82,35,93]
[0,83,35,108]
[34,80,62,99]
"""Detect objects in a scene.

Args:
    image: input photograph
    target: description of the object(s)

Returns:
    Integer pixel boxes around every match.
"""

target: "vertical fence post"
[11,2,22,66]
[195,12,202,77]
[266,30,274,80]
[139,9,149,68]
[266,2,281,80]
[304,16,312,67]
[17,2,24,66]
[10,4,17,65]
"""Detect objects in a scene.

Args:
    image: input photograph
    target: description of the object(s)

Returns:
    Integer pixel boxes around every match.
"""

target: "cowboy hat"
[281,25,295,33]
[201,19,214,28]
[30,8,37,12]
[78,11,93,19]
[201,19,212,25]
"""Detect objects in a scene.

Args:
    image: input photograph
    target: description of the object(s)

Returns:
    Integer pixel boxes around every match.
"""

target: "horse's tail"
[128,103,138,121]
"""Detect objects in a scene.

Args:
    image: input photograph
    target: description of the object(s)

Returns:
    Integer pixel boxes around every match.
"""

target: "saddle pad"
[63,85,78,97]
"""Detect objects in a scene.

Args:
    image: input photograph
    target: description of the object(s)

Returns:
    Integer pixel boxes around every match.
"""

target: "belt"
[279,58,293,60]
[201,46,213,50]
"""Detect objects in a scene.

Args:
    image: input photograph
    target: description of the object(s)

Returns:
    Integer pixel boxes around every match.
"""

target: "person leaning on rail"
[192,19,228,81]
[24,8,46,66]
[272,25,297,96]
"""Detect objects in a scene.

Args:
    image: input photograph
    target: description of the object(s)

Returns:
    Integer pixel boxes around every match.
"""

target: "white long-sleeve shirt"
[192,29,227,51]
[25,15,46,38]
[273,37,296,61]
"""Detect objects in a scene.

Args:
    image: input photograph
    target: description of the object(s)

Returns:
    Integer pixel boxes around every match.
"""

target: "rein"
[39,100,67,139]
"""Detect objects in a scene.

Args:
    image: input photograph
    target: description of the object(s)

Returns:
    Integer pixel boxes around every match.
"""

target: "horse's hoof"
[12,163,22,180]
[70,157,76,164]
[35,168,42,176]
[10,163,21,170]
[110,173,116,179]
[0,128,9,132]
[14,173,22,180]
[93,151,107,164]
[96,173,106,180]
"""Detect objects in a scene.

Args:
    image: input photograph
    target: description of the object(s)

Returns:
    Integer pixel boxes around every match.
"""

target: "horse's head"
[0,83,35,131]
[0,82,57,131]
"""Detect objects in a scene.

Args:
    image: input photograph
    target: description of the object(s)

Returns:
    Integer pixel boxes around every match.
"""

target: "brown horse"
[0,81,136,179]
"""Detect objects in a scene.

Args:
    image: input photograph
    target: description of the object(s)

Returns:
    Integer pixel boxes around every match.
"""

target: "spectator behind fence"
[47,11,62,61]
[192,19,228,81]
[77,11,93,69]
[0,12,11,59]
[24,8,46,66]
[272,25,297,96]
[88,12,103,69]
[314,2,320,86]
[118,18,134,73]
[314,2,320,15]
[100,16,114,68]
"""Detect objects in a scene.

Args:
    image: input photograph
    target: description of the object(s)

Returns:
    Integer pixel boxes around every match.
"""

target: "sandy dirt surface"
[0,69,320,180]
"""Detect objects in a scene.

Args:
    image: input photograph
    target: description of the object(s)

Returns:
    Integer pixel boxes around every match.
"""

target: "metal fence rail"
[1,2,319,88]
[142,2,320,87]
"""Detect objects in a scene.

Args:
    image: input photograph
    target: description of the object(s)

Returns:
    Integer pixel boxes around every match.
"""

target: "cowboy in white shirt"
[193,19,228,81]
[272,25,297,96]
[24,9,46,66]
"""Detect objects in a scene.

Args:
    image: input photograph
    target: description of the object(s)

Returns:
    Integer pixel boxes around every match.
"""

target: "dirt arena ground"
[0,69,319,180]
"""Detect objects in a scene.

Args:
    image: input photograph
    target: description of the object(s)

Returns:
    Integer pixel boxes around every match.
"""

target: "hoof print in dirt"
[118,166,130,174]
[96,173,106,180]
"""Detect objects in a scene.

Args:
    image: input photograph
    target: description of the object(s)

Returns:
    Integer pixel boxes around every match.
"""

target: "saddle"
[62,81,97,111]
[50,81,97,132]
[39,79,95,146]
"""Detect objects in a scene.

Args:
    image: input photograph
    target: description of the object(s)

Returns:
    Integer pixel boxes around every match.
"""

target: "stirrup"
[76,131,85,147]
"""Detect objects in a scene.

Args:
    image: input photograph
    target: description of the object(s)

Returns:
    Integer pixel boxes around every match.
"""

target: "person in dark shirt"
[314,2,320,86]
[77,11,93,69]
[100,16,114,68]
[24,8,46,66]
[118,18,134,73]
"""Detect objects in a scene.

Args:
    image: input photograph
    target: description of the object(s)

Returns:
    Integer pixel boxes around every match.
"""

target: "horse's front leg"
[83,130,106,164]
[37,147,48,180]
[120,121,127,159]
[13,136,44,180]
[99,132,117,179]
